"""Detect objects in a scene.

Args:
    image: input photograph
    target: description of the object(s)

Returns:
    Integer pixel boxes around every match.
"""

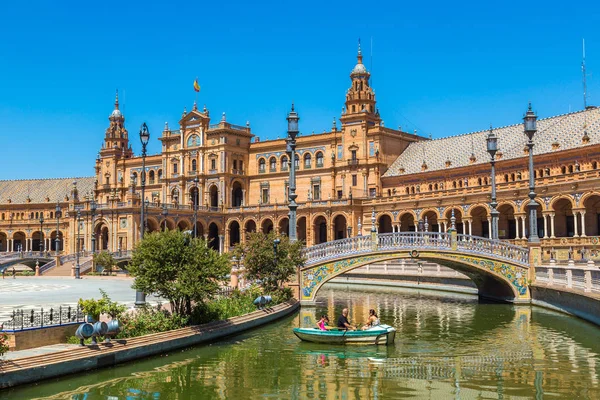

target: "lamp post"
[39,214,44,256]
[136,122,150,307]
[347,226,352,238]
[90,197,97,254]
[286,104,299,243]
[193,176,199,237]
[55,203,61,255]
[487,126,499,240]
[161,204,168,231]
[524,103,540,243]
[75,210,81,279]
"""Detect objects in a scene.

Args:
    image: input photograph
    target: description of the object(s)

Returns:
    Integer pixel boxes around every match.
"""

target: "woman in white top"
[363,309,380,330]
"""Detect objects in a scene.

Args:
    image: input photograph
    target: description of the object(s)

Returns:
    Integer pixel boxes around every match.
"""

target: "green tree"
[128,230,230,316]
[232,231,305,293]
[93,251,117,274]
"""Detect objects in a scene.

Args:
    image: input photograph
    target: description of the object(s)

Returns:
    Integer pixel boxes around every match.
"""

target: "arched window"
[428,184,433,191]
[1,213,4,220]
[405,187,410,195]
[304,153,312,169]
[434,183,438,190]
[544,168,550,176]
[149,170,155,184]
[387,189,392,196]
[191,159,197,172]
[158,169,162,180]
[517,172,522,180]
[478,177,482,186]
[511,173,515,181]
[316,152,324,167]
[568,165,574,174]
[561,166,567,174]
[411,186,415,194]
[50,211,53,219]
[281,156,288,171]
[504,174,509,183]
[593,161,598,170]
[534,170,537,179]
[269,157,277,172]
[258,158,266,173]
[452,181,457,189]
[294,154,300,170]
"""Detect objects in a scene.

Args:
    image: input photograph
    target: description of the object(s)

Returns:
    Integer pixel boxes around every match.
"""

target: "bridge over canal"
[300,231,535,304]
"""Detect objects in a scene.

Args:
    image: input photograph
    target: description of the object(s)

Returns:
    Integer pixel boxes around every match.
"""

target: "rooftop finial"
[291,102,295,112]
[193,100,197,111]
[114,89,119,110]
[528,101,532,111]
[357,38,363,63]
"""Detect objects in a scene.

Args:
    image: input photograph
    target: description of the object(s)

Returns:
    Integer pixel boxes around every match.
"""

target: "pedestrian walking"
[2,268,5,279]
[12,267,16,279]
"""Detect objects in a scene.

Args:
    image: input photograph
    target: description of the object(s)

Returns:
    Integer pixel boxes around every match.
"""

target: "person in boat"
[317,315,329,330]
[362,309,381,330]
[337,308,356,330]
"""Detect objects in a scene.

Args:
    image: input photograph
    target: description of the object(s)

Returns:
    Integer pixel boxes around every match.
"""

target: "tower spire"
[583,38,588,109]
[357,38,363,64]
[114,89,119,110]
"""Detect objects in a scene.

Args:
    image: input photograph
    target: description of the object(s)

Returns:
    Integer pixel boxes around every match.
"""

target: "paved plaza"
[0,276,162,323]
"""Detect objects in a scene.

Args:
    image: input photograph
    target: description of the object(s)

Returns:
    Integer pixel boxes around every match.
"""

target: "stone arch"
[261,218,274,234]
[146,216,160,233]
[228,220,241,248]
[189,186,200,207]
[469,205,489,237]
[278,217,289,236]
[231,180,244,207]
[552,197,575,237]
[162,217,177,231]
[300,250,528,304]
[583,193,600,236]
[269,156,277,172]
[313,215,328,245]
[445,207,464,234]
[549,195,575,211]
[0,232,7,252]
[31,230,44,252]
[177,219,191,232]
[399,211,416,232]
[517,199,544,214]
[12,231,26,252]
[194,220,205,238]
[378,214,393,233]
[497,203,517,239]
[171,187,180,205]
[421,209,438,232]
[258,157,266,173]
[419,208,440,220]
[208,222,220,251]
[333,214,348,239]
[244,219,257,237]
[297,216,307,243]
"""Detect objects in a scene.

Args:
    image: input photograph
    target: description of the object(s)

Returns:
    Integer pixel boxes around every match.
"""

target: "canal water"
[3,284,600,399]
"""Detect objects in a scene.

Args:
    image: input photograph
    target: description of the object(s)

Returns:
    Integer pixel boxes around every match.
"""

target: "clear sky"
[1,1,599,180]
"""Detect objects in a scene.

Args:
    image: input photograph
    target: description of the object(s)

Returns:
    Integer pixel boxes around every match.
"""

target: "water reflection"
[3,283,600,399]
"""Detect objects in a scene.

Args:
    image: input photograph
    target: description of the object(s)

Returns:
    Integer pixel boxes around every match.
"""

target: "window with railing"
[304,153,312,169]
[313,184,321,200]
[316,152,324,167]
[281,156,288,171]
[259,158,266,173]
[294,155,299,170]
[269,157,277,172]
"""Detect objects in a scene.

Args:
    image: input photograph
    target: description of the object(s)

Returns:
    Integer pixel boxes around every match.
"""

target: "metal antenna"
[583,38,588,109]
[370,36,373,86]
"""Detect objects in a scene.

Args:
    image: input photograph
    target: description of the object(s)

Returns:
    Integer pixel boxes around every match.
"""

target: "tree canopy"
[232,231,305,293]
[128,230,230,315]
[93,251,117,273]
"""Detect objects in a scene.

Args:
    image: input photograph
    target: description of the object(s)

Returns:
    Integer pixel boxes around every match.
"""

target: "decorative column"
[550,213,556,238]
[543,214,549,238]
[468,219,473,236]
[515,217,520,239]
[580,210,587,237]
[521,216,527,240]
[487,218,492,239]
[573,211,579,237]
[286,104,299,243]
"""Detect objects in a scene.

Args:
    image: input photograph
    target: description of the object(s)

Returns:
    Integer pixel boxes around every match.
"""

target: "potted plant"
[78,297,107,322]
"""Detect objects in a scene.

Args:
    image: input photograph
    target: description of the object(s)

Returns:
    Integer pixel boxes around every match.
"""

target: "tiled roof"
[0,177,96,204]
[384,107,600,177]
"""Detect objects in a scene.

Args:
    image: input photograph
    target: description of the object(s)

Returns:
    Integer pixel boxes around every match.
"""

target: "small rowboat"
[293,324,396,345]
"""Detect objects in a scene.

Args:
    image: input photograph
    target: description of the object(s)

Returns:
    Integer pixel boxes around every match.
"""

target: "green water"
[3,284,600,399]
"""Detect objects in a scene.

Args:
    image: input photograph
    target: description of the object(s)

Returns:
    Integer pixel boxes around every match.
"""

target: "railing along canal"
[302,232,530,267]
[0,306,85,331]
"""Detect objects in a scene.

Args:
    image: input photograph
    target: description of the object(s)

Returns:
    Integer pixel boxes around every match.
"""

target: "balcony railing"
[347,159,359,166]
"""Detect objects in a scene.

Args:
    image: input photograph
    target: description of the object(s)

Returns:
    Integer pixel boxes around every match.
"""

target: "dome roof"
[351,62,368,75]
[110,109,122,118]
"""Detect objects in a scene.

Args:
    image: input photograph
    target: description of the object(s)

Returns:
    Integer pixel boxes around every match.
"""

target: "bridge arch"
[300,232,530,305]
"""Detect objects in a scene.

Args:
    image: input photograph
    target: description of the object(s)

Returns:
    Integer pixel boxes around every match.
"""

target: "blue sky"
[1,1,599,180]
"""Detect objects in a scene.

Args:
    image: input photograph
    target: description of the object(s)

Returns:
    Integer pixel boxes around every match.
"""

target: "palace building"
[1,44,600,266]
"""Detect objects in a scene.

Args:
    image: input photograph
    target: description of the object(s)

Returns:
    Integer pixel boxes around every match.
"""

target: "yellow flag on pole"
[193,79,200,93]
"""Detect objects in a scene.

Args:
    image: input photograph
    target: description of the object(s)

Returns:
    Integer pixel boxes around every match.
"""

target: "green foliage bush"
[77,290,127,321]
[117,306,189,338]
[0,331,9,356]
[17,270,35,276]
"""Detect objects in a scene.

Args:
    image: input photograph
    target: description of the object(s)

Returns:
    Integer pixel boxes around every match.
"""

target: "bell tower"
[343,40,378,118]
[101,90,132,158]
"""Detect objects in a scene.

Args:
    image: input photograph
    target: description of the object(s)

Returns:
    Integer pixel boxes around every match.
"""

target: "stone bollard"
[568,259,575,267]
[566,269,573,288]
[587,260,596,268]
[549,258,556,266]
[35,260,40,276]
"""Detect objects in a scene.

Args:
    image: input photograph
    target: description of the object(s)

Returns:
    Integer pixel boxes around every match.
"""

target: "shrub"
[117,307,188,339]
[0,330,9,356]
[78,297,107,322]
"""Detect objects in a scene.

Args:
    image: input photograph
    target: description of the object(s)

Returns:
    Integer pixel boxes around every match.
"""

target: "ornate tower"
[343,40,378,119]
[101,90,132,158]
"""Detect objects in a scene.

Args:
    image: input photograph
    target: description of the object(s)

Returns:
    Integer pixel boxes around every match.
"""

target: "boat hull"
[293,325,396,345]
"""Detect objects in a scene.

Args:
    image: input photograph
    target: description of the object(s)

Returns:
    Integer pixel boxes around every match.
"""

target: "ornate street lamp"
[487,126,499,240]
[286,104,299,243]
[136,122,150,307]
[193,176,199,237]
[55,202,61,255]
[524,103,540,243]
[75,210,81,279]
[39,214,44,256]
[161,204,168,231]
[90,196,97,253]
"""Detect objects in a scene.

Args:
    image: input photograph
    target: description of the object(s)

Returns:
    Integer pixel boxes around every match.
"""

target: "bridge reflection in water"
[9,284,600,400]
